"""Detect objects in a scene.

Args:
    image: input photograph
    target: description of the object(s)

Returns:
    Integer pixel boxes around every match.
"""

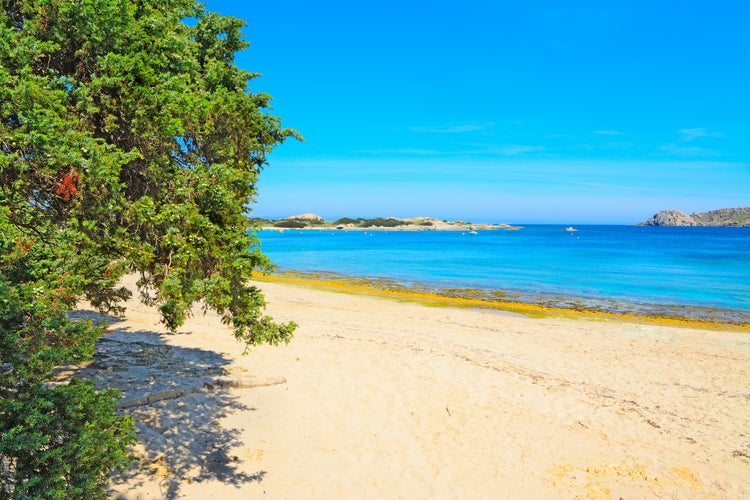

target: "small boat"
[468,230,478,235]
[564,226,578,232]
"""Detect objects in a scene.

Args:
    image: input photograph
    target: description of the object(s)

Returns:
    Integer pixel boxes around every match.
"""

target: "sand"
[70,276,749,499]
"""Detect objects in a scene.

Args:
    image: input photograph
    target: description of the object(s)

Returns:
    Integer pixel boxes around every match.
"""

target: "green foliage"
[274,220,307,228]
[248,217,275,226]
[358,217,404,228]
[0,380,136,499]
[297,218,325,226]
[333,217,411,228]
[333,217,364,226]
[1,0,298,496]
[419,221,434,226]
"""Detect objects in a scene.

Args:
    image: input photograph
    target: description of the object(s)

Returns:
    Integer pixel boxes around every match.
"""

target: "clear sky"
[205,0,749,224]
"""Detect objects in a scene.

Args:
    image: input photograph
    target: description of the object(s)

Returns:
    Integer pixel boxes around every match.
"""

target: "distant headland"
[252,214,523,231]
[639,207,750,227]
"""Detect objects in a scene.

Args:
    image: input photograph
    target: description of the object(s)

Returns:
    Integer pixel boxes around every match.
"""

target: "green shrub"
[248,217,275,226]
[333,217,364,225]
[359,218,403,228]
[274,220,308,228]
[1,381,136,499]
[291,218,326,226]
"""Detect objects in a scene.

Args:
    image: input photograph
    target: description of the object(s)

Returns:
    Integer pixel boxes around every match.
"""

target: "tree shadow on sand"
[67,310,267,499]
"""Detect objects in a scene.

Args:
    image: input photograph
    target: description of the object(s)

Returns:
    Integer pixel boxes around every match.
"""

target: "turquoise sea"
[257,226,750,323]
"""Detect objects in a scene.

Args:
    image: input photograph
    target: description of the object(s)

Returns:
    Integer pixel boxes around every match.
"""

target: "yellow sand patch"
[547,461,702,498]
[244,448,265,462]
[148,456,170,478]
[670,466,701,489]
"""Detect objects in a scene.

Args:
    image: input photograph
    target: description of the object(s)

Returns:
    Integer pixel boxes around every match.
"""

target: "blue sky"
[205,0,748,224]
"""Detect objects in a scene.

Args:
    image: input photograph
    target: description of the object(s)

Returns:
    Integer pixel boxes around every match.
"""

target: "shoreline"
[253,270,750,332]
[260,224,524,232]
[255,215,524,231]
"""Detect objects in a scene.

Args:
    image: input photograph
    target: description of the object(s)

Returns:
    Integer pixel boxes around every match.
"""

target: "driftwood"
[118,375,287,409]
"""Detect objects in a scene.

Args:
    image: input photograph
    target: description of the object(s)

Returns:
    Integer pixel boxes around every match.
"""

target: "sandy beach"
[70,276,749,499]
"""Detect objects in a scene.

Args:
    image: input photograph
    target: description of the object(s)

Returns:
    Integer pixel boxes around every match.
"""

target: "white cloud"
[490,145,546,156]
[408,123,493,134]
[594,130,627,136]
[351,148,444,156]
[677,128,724,141]
[660,144,716,157]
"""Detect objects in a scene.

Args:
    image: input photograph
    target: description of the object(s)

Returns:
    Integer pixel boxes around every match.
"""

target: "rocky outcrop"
[288,213,325,222]
[640,210,697,226]
[691,207,750,226]
[640,207,750,226]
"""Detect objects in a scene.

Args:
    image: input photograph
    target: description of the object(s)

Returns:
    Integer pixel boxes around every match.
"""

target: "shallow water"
[257,225,750,321]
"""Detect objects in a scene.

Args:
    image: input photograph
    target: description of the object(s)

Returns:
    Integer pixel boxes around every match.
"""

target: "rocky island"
[639,207,750,227]
[253,214,522,231]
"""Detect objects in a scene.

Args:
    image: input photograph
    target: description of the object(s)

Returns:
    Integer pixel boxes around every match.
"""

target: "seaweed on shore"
[254,269,750,331]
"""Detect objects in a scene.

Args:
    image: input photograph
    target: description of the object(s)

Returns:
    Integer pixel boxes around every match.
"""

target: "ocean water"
[257,226,750,320]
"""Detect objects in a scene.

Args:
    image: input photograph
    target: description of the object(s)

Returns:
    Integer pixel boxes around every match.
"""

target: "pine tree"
[1,1,297,496]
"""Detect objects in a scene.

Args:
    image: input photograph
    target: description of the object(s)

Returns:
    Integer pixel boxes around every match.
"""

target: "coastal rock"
[640,210,697,226]
[691,207,750,226]
[288,213,325,222]
[640,207,750,226]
